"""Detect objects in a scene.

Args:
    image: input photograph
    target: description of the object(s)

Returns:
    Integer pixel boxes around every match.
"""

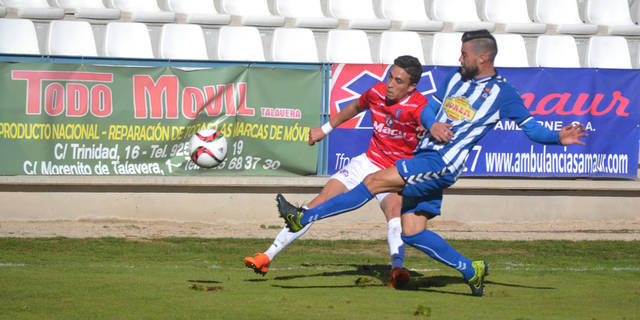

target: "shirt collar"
[387,89,414,106]
[473,73,498,84]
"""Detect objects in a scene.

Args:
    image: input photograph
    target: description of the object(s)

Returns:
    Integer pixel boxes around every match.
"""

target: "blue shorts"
[395,151,457,218]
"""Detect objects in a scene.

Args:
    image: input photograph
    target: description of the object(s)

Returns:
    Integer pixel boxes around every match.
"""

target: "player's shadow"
[268,264,421,289]
[485,280,555,290]
[268,264,555,296]
[272,263,414,281]
[400,277,555,296]
[272,283,388,289]
[268,265,471,292]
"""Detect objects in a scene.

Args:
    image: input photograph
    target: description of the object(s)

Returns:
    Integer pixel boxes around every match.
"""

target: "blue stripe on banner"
[328,65,640,178]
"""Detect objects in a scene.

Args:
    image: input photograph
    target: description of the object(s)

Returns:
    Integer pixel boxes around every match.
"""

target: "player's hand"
[416,125,427,140]
[308,126,326,146]
[559,123,588,146]
[429,122,454,143]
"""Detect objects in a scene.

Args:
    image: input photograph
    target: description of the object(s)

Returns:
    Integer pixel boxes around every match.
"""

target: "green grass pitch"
[0,238,638,319]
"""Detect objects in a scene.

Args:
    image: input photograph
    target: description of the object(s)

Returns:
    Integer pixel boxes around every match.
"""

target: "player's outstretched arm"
[519,118,588,146]
[558,123,588,146]
[308,100,363,146]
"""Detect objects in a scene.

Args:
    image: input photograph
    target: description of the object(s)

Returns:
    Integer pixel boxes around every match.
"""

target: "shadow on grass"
[270,264,417,282]
[262,264,423,290]
[272,283,387,289]
[268,265,458,292]
[265,263,555,296]
[268,264,387,289]
[485,280,555,290]
[401,278,555,296]
[401,276,555,290]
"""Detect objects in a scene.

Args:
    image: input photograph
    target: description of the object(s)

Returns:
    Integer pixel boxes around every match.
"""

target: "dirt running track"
[1,219,638,241]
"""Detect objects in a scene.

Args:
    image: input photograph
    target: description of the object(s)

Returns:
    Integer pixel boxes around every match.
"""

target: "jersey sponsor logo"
[373,120,412,140]
[443,97,476,121]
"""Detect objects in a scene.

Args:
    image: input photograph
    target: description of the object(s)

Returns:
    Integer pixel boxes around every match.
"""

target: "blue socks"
[300,183,474,280]
[300,182,374,225]
[402,229,475,280]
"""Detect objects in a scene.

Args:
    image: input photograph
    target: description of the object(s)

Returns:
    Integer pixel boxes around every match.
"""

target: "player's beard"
[460,64,479,81]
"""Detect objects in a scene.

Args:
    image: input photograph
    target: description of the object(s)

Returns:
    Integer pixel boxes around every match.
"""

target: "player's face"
[386,65,416,103]
[459,41,480,81]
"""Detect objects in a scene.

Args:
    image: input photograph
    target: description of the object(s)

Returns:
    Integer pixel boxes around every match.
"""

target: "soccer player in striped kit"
[245,55,428,288]
[277,30,588,296]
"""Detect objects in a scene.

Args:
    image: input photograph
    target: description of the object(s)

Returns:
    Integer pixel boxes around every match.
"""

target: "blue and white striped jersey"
[419,69,560,173]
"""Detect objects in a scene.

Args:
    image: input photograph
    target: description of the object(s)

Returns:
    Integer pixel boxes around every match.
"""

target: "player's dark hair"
[393,55,422,85]
[462,29,498,63]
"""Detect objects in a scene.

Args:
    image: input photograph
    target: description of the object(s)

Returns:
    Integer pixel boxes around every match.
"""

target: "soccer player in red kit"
[244,55,427,288]
[278,30,588,296]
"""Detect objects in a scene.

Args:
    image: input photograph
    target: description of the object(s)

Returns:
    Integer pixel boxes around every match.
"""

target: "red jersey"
[358,82,427,169]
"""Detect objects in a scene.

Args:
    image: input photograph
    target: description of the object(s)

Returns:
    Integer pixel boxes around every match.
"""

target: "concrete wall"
[1,176,639,225]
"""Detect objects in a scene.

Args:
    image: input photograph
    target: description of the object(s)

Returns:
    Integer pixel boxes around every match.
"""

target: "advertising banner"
[0,63,322,176]
[328,64,640,178]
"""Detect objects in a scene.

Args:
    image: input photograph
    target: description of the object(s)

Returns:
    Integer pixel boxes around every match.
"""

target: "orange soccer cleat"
[244,253,270,276]
[389,267,411,289]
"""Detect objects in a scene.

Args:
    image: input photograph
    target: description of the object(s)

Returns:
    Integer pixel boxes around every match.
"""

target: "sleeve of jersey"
[419,72,451,129]
[420,98,441,129]
[520,118,561,144]
[499,86,561,145]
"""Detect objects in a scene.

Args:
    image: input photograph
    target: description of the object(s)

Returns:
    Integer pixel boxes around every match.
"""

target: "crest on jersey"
[394,108,403,120]
[384,114,394,127]
[481,87,491,100]
[443,97,476,121]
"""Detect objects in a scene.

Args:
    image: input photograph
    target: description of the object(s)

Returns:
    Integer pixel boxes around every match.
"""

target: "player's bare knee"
[362,173,375,186]
[401,212,429,236]
[381,196,402,220]
[363,173,384,192]
[402,225,420,236]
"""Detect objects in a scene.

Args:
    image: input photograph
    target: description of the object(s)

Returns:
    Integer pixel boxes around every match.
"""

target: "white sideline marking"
[504,266,640,272]
[408,268,442,272]
[0,263,25,267]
